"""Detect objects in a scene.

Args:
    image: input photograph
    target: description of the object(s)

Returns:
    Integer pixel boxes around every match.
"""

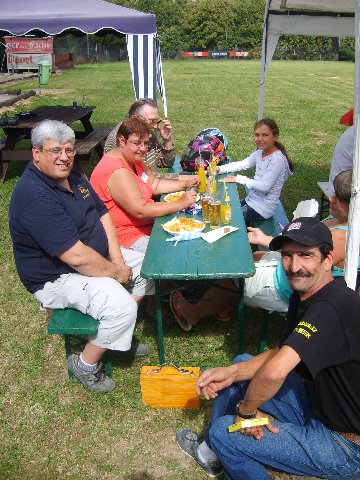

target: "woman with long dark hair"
[218,118,294,223]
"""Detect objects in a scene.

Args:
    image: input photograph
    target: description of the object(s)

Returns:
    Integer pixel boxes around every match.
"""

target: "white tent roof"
[260,0,355,119]
[259,0,360,290]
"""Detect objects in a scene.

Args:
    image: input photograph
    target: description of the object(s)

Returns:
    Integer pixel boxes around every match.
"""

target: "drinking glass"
[209,195,221,229]
[201,194,211,223]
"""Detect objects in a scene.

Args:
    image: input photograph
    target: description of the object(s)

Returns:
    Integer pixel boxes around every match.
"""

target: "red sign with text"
[5,37,53,70]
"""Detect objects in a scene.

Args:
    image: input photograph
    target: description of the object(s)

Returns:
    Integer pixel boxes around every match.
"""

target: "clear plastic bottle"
[221,184,232,225]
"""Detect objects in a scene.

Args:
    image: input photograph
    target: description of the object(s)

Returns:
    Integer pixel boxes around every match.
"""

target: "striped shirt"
[104,122,178,179]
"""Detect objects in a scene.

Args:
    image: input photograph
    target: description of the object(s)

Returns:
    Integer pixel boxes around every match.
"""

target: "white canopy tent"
[259,0,360,290]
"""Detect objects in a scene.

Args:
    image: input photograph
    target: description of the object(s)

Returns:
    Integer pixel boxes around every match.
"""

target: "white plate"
[164,191,200,203]
[162,217,205,236]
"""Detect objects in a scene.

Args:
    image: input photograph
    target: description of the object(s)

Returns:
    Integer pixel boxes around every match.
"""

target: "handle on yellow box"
[148,363,196,376]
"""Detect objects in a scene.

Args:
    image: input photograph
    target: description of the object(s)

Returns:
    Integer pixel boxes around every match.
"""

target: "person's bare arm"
[151,175,200,195]
[328,228,346,268]
[247,227,273,248]
[197,349,279,399]
[99,212,132,283]
[235,345,301,440]
[58,240,129,283]
[108,168,198,219]
[241,346,300,412]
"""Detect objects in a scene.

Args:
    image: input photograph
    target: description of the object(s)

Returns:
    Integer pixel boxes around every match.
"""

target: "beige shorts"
[35,273,137,350]
[121,235,155,297]
[244,261,288,313]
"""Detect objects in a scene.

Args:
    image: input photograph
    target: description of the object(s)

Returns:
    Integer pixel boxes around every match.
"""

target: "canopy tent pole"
[155,36,168,118]
[259,0,271,120]
[344,0,360,290]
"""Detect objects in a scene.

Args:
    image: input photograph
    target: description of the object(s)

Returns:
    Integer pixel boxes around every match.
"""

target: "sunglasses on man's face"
[140,116,162,126]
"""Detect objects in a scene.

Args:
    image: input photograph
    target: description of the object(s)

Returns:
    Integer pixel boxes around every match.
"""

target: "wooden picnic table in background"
[0,105,112,183]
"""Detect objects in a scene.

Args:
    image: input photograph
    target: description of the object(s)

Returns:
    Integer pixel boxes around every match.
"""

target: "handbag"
[140,364,200,409]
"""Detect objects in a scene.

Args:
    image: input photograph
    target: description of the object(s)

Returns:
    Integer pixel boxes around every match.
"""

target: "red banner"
[5,37,53,54]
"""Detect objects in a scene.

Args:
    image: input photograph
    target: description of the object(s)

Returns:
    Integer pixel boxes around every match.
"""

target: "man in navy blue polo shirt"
[9,120,146,392]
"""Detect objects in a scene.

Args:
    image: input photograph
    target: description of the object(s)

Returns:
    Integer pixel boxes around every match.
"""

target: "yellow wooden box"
[140,365,200,409]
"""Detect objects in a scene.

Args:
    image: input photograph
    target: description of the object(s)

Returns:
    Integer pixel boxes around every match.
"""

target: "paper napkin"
[201,226,238,243]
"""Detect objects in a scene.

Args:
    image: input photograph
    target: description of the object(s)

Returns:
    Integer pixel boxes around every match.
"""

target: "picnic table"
[140,168,255,364]
[0,105,111,183]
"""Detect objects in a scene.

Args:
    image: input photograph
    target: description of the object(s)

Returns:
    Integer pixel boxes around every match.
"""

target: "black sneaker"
[176,429,222,478]
[67,353,115,392]
[119,339,150,357]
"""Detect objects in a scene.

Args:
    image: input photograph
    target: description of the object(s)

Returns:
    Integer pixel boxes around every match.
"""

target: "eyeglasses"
[127,140,150,149]
[139,116,162,126]
[42,148,76,158]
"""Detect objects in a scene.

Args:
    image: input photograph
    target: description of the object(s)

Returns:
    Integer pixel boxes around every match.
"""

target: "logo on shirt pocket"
[78,185,90,199]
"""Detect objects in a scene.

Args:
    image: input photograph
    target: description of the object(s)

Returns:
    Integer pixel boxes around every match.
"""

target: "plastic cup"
[209,198,221,229]
[201,195,211,223]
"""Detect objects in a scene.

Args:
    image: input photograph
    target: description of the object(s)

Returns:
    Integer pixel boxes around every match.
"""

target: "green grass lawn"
[0,59,354,479]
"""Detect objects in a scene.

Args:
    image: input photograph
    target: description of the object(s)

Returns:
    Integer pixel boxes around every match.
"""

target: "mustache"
[286,271,312,279]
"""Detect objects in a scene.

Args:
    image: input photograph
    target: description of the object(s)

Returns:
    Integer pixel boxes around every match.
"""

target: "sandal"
[216,312,231,322]
[170,292,192,332]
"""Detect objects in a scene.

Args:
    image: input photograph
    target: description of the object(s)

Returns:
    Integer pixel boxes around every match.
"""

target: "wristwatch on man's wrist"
[236,400,257,419]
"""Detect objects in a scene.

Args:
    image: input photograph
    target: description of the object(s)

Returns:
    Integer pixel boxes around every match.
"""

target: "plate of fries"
[162,216,205,235]
[164,191,200,203]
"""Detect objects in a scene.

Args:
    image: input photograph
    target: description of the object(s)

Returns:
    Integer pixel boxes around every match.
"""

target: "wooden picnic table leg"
[0,153,9,184]
[155,280,165,364]
[80,112,94,135]
[236,278,245,354]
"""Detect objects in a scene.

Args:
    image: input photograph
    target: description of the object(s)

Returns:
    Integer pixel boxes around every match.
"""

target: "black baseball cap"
[269,217,333,251]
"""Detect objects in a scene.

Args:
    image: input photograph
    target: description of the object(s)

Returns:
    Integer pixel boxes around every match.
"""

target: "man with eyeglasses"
[105,98,181,179]
[9,120,148,393]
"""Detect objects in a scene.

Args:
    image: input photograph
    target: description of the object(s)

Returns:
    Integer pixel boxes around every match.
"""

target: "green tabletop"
[141,183,254,281]
[141,161,255,363]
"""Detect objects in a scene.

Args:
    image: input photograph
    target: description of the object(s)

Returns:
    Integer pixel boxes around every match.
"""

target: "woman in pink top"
[90,117,199,312]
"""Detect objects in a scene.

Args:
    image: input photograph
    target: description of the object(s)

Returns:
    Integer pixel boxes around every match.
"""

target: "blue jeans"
[205,354,360,480]
[241,200,265,223]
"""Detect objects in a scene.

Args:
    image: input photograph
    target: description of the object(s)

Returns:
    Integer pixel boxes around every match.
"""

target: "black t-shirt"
[281,277,360,434]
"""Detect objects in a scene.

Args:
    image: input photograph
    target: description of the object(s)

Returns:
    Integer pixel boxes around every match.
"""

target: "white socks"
[197,440,218,464]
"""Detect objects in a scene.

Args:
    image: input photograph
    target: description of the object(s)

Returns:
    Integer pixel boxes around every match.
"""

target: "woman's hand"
[179,189,198,208]
[184,175,200,188]
[219,176,236,183]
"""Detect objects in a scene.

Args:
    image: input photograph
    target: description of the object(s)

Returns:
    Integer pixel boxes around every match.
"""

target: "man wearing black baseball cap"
[269,216,333,251]
[177,217,360,479]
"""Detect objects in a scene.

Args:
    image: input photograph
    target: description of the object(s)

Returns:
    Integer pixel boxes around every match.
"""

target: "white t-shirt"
[329,126,354,196]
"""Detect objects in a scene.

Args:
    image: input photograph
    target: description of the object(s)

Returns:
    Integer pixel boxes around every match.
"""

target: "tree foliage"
[107,0,354,60]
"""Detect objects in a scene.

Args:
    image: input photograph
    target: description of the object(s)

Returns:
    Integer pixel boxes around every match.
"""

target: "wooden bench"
[317,181,331,221]
[252,201,289,249]
[0,149,33,183]
[75,127,113,160]
[252,202,289,352]
[47,308,112,379]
